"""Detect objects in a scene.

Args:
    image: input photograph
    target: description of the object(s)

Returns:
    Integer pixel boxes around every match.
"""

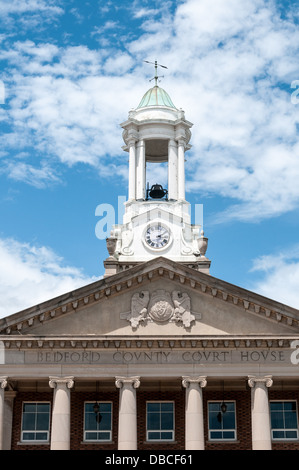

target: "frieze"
[1,348,294,365]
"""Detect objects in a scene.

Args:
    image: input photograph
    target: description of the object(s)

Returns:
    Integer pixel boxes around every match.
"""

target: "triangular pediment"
[1,257,299,339]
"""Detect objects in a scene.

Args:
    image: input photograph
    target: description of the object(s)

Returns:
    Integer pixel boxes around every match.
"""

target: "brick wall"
[10,389,299,450]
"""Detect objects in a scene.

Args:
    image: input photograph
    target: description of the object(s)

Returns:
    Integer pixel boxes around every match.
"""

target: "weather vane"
[144,60,168,86]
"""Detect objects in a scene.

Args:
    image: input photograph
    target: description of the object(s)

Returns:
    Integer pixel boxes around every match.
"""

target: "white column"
[182,376,207,450]
[248,375,273,450]
[0,377,7,450]
[115,376,140,450]
[136,140,145,200]
[168,139,178,200]
[128,139,136,200]
[49,376,74,450]
[177,139,186,200]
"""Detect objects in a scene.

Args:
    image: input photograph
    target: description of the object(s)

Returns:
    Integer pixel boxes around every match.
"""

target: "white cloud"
[0,0,64,31]
[0,0,63,15]
[250,245,299,309]
[0,238,98,318]
[103,52,134,75]
[132,7,160,19]
[4,161,61,188]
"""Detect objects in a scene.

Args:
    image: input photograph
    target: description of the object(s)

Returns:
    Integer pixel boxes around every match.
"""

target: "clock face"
[145,224,170,249]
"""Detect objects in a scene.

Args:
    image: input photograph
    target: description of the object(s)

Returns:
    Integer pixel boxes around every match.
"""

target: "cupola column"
[168,139,178,200]
[178,139,186,200]
[128,139,137,200]
[136,140,145,200]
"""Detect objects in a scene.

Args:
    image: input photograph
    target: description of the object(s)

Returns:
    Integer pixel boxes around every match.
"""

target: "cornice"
[1,257,299,335]
[1,335,299,350]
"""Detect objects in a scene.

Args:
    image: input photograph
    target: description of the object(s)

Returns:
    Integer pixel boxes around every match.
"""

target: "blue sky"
[0,0,299,317]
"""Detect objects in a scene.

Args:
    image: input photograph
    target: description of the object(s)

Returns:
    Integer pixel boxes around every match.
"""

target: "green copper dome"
[137,86,176,109]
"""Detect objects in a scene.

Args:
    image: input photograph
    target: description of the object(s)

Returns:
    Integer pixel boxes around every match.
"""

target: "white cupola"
[104,65,210,277]
[122,83,192,203]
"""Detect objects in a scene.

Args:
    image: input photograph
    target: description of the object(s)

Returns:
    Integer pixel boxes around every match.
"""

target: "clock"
[145,224,170,249]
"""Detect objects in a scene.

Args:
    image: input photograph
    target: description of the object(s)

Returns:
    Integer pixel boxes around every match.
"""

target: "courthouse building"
[1,70,299,451]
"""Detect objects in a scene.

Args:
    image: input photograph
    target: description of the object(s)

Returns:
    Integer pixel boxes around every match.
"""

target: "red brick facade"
[9,388,299,450]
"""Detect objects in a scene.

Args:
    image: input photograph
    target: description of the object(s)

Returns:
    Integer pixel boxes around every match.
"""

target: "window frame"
[83,401,113,442]
[270,400,299,441]
[208,400,237,441]
[146,401,175,442]
[21,401,51,443]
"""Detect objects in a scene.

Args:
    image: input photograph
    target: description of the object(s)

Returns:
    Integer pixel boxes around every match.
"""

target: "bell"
[148,184,167,199]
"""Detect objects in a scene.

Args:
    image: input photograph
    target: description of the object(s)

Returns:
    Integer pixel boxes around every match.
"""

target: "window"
[146,402,174,441]
[84,402,112,441]
[270,401,298,440]
[208,401,236,440]
[21,402,50,442]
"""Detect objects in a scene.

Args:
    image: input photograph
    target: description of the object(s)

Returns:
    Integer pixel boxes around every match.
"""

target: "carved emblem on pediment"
[121,289,196,329]
[148,290,174,323]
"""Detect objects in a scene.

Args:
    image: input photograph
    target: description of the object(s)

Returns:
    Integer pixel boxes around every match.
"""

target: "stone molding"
[115,376,140,389]
[247,375,273,388]
[49,376,74,389]
[182,376,207,388]
[1,336,298,350]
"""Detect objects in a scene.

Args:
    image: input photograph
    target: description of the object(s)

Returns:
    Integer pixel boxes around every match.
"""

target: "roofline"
[1,257,299,335]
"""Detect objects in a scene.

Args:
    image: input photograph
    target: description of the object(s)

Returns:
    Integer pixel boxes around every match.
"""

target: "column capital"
[49,376,74,389]
[127,137,137,146]
[248,375,273,388]
[177,138,187,147]
[115,376,140,389]
[182,376,207,389]
[0,377,8,390]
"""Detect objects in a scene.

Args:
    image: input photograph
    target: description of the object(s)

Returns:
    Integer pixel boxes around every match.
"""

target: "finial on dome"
[144,59,168,87]
[137,60,176,109]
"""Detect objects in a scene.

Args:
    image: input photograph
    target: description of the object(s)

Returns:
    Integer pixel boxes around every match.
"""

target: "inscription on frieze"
[16,348,289,365]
